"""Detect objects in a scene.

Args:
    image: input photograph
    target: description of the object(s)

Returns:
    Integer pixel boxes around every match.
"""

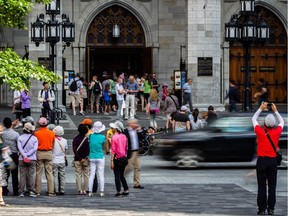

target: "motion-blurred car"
[156,113,287,168]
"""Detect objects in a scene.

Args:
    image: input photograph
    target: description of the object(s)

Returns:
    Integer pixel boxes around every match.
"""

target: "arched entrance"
[86,5,151,81]
[229,6,287,103]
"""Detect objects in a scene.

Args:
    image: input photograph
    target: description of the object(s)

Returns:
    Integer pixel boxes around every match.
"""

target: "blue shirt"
[104,89,110,101]
[126,81,139,95]
[183,83,191,93]
[88,133,106,159]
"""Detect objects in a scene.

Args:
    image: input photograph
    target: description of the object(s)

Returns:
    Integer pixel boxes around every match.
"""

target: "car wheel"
[175,149,203,168]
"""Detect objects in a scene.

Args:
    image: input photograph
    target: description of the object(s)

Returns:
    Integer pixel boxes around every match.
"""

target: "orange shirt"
[34,127,55,151]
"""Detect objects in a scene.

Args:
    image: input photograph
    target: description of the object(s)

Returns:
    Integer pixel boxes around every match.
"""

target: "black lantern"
[46,0,60,15]
[113,24,120,38]
[225,18,239,42]
[46,20,60,44]
[62,16,75,46]
[258,20,269,41]
[31,16,44,47]
[224,0,269,111]
[242,19,257,41]
[31,0,75,124]
[240,0,255,14]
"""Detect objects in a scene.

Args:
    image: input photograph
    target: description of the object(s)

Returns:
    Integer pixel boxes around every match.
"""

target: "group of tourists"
[0,113,146,206]
[72,117,144,197]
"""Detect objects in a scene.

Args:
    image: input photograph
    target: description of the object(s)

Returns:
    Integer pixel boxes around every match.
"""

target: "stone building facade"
[0,0,286,111]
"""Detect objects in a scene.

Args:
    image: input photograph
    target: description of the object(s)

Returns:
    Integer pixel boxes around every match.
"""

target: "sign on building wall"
[198,57,213,76]
[38,57,52,71]
[64,70,75,90]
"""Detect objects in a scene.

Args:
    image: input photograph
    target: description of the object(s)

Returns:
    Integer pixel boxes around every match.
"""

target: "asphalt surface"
[0,106,287,216]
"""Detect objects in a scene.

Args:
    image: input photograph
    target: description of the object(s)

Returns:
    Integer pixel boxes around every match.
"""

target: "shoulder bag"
[169,95,179,119]
[56,139,68,167]
[265,129,282,166]
[22,134,33,163]
[72,137,87,167]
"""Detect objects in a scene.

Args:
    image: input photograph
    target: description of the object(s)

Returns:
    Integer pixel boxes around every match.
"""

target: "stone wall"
[187,0,222,104]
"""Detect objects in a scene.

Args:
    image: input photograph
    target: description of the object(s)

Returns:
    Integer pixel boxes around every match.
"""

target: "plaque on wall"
[259,67,275,72]
[240,66,257,72]
[198,57,213,76]
[38,57,52,71]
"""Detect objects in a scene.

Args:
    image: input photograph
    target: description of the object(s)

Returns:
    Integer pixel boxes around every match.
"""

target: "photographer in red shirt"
[252,102,284,215]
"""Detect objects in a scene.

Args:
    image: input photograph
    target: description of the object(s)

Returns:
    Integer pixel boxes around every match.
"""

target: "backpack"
[69,79,79,92]
[92,81,101,94]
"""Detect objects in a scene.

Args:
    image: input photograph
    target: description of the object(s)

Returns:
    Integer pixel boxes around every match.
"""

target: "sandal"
[0,201,9,207]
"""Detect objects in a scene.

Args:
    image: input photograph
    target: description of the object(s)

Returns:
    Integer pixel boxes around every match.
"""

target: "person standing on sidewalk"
[72,124,89,195]
[0,124,9,206]
[146,89,160,130]
[20,89,31,118]
[115,77,125,120]
[2,117,20,196]
[17,122,38,197]
[89,75,102,114]
[69,73,85,116]
[124,118,144,189]
[87,121,106,197]
[34,117,56,196]
[252,102,284,215]
[254,78,269,106]
[182,78,193,113]
[38,82,55,118]
[124,75,139,120]
[110,121,129,196]
[52,126,68,195]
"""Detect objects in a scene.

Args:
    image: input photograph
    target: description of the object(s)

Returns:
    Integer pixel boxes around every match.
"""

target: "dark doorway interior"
[87,47,151,81]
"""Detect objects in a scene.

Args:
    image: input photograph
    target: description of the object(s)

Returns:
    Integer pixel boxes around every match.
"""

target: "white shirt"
[14,91,21,104]
[52,137,68,164]
[115,83,124,101]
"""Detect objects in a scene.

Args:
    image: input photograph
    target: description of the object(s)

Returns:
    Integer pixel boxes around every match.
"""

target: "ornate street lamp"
[225,0,269,111]
[31,0,75,124]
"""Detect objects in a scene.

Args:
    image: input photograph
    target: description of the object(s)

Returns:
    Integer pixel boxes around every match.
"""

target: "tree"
[0,0,52,29]
[0,49,61,90]
[0,0,61,90]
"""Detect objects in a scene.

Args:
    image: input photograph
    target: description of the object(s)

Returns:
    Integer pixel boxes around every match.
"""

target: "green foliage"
[0,0,51,29]
[0,49,61,90]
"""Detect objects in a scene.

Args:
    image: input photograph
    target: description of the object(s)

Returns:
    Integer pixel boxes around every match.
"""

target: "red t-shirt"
[255,125,282,157]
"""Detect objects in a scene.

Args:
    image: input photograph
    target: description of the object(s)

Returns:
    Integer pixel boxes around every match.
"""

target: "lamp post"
[31,0,75,124]
[225,0,269,111]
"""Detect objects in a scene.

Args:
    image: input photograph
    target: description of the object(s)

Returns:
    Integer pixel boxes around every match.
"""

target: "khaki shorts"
[70,94,83,106]
[91,94,101,105]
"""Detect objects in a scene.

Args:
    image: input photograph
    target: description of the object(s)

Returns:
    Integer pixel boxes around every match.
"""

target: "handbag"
[72,137,87,167]
[22,134,33,163]
[265,129,282,166]
[56,139,68,167]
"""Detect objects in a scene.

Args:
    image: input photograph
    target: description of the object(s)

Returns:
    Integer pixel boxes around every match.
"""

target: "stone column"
[187,0,223,108]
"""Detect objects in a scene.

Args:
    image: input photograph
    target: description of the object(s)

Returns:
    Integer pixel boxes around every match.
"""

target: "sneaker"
[73,111,76,116]
[47,193,56,197]
[81,191,87,195]
[100,192,105,197]
[267,209,274,215]
[19,192,25,197]
[257,211,266,215]
[134,185,144,189]
[115,192,122,197]
[121,191,129,196]
[80,111,85,116]
[88,192,93,197]
[104,112,109,115]
[29,191,37,197]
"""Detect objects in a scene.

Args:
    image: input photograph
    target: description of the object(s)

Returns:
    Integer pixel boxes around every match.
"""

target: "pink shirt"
[111,133,128,158]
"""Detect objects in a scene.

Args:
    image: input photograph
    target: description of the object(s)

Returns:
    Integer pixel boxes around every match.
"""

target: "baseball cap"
[180,105,188,111]
[81,118,93,126]
[38,117,48,126]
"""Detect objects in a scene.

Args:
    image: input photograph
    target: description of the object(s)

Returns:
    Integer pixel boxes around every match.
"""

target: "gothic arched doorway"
[229,6,287,103]
[86,5,151,81]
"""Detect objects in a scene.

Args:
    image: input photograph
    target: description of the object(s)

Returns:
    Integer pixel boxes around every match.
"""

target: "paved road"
[2,156,288,216]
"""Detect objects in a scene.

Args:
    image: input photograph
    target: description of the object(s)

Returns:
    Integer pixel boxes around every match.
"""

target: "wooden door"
[229,6,287,103]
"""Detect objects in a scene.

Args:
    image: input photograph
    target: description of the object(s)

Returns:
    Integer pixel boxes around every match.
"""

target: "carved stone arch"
[78,1,153,47]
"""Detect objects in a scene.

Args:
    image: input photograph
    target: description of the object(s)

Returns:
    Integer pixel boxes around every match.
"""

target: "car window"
[209,117,253,133]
